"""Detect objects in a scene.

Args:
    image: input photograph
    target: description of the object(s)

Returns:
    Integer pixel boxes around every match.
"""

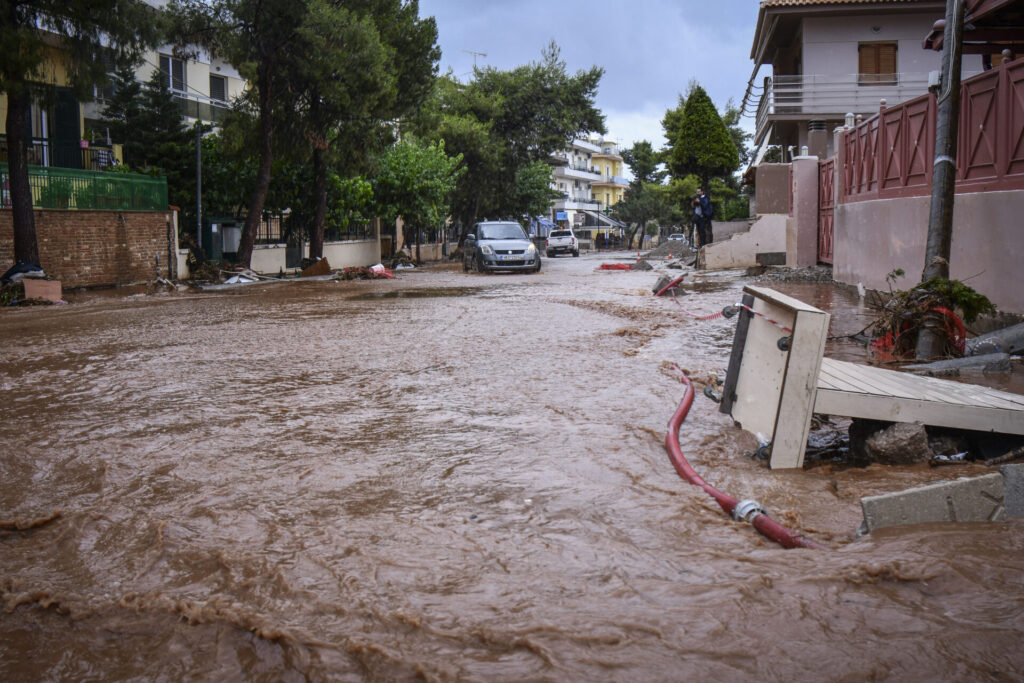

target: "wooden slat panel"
[820,359,1024,410]
[815,387,1024,435]
[820,359,984,406]
[770,308,831,469]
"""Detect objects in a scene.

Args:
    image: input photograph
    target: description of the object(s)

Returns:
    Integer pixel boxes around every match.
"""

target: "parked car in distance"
[463,221,541,273]
[668,233,686,241]
[546,229,579,257]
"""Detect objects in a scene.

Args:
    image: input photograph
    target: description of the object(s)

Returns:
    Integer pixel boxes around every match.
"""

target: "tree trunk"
[457,198,479,247]
[310,146,327,260]
[415,227,421,263]
[236,67,275,268]
[5,87,41,267]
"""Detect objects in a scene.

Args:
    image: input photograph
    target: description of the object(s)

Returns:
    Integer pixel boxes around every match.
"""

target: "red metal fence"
[842,58,1024,202]
[818,158,835,264]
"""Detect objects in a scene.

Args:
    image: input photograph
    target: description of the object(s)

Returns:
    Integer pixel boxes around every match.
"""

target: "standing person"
[695,187,714,247]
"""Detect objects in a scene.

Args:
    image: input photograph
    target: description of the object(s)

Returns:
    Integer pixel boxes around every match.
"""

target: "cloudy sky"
[416,0,762,152]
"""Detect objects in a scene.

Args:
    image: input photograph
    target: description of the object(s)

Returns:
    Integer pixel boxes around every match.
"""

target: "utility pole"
[196,121,203,252]
[917,0,965,359]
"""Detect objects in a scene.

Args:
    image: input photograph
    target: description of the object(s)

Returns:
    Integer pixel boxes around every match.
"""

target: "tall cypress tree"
[663,85,738,188]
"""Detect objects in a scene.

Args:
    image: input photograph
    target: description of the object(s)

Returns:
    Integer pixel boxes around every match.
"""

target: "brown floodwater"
[2,254,1023,680]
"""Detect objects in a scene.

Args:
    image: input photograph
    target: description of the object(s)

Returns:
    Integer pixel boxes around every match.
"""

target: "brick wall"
[0,210,174,288]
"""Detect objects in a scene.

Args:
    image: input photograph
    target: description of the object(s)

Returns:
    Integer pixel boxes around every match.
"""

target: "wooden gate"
[818,157,834,264]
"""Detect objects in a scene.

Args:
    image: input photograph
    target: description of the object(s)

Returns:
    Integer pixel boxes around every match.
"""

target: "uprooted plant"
[868,269,996,358]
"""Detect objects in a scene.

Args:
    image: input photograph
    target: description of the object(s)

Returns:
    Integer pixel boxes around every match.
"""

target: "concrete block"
[22,279,62,302]
[1001,464,1024,517]
[860,473,1005,532]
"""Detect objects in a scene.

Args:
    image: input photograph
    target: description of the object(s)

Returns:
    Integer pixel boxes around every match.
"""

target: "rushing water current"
[2,253,1023,680]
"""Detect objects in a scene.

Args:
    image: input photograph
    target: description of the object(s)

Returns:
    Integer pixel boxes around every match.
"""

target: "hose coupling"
[733,499,766,523]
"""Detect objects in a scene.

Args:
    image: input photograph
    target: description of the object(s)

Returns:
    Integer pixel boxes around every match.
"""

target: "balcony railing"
[0,136,120,171]
[753,72,980,141]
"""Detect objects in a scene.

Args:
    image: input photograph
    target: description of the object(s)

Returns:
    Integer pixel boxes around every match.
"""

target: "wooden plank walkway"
[815,358,1024,435]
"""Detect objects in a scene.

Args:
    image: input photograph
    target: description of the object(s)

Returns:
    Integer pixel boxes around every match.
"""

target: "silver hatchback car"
[463,221,541,273]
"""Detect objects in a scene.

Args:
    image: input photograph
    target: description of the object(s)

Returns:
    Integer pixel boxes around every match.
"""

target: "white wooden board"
[815,358,1024,435]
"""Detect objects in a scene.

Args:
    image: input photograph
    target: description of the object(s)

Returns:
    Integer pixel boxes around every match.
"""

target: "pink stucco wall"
[834,190,1024,314]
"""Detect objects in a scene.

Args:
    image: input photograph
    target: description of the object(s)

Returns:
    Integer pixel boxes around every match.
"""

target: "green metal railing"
[0,163,168,211]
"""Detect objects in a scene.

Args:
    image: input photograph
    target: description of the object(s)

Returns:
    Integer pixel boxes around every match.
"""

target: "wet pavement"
[2,251,1023,680]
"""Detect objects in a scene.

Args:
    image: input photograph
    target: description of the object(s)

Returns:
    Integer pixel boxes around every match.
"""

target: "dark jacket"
[698,194,713,220]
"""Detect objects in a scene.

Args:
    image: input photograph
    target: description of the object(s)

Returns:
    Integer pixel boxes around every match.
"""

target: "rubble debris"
[1,261,46,284]
[631,259,653,271]
[867,272,994,359]
[753,265,833,283]
[849,419,933,466]
[645,240,695,261]
[652,275,685,296]
[966,322,1024,357]
[334,265,395,281]
[904,352,1012,376]
[300,257,332,278]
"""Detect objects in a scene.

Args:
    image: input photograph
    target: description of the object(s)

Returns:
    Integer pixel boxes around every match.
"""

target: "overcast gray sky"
[416,0,761,153]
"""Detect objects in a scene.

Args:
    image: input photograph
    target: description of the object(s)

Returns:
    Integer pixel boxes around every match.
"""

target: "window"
[159,54,186,92]
[858,42,897,85]
[209,74,227,102]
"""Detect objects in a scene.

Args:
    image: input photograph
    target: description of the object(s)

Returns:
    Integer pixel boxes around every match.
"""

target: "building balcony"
[570,138,601,153]
[592,175,629,188]
[0,136,121,171]
[753,71,980,144]
[553,165,601,181]
[553,194,600,210]
[548,151,569,166]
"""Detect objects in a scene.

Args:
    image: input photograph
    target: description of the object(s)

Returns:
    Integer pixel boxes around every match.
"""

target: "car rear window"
[550,231,571,237]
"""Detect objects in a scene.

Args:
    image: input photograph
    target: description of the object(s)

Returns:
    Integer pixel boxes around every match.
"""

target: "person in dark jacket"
[693,187,714,247]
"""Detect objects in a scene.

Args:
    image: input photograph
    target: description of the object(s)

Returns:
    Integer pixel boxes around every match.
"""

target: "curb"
[859,464,1024,534]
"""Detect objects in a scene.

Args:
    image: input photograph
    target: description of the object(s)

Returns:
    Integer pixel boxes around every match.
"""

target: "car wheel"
[475,254,486,273]
[573,250,579,257]
[535,258,542,273]
[546,250,553,258]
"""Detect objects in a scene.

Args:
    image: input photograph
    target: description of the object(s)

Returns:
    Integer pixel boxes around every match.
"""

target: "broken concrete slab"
[860,473,1006,533]
[904,353,1012,376]
[966,322,1024,357]
[1000,464,1024,517]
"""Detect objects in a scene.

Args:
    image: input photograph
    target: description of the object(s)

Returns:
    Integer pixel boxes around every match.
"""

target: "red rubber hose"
[655,276,685,297]
[664,368,825,550]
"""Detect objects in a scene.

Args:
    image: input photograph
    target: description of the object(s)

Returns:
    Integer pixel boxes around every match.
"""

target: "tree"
[102,68,194,210]
[662,84,738,189]
[622,140,665,188]
[372,139,463,262]
[412,43,604,239]
[283,0,439,260]
[1,0,158,268]
[171,0,310,268]
[721,99,751,177]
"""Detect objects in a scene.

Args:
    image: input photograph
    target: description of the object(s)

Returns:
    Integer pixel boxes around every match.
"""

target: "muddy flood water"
[2,252,1023,680]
